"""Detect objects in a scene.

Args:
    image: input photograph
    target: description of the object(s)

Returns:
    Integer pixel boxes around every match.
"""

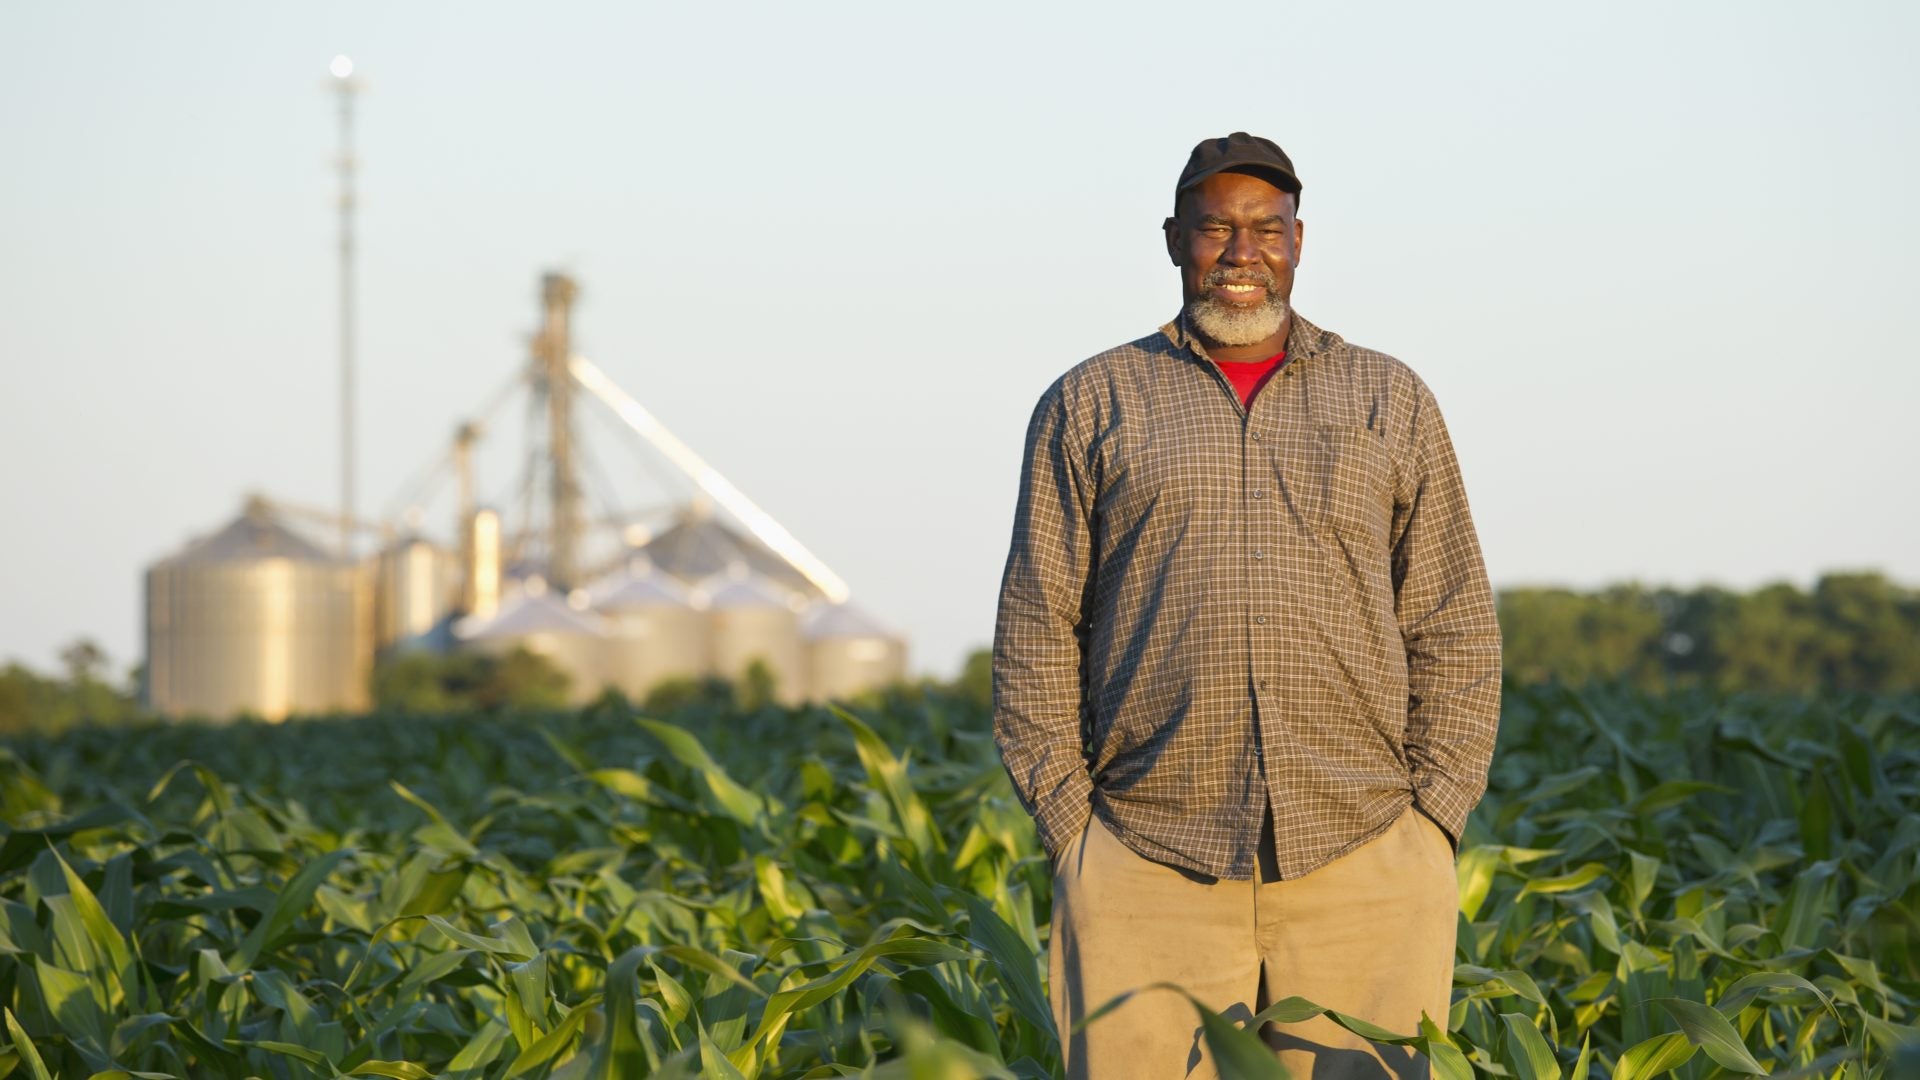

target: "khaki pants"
[1048,806,1457,1080]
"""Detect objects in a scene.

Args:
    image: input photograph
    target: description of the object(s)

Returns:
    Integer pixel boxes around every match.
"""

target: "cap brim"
[1178,159,1301,194]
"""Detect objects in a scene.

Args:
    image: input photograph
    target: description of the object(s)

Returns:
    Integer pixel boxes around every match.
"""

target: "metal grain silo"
[592,558,710,700]
[643,507,825,600]
[804,601,908,702]
[704,568,806,705]
[373,535,458,651]
[144,496,371,721]
[454,584,608,705]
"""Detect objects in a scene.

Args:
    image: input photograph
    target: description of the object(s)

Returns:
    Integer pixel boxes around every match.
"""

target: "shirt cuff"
[1411,772,1480,852]
[1033,777,1095,862]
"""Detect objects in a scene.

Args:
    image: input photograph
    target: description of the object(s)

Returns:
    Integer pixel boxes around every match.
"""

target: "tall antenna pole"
[536,273,582,588]
[329,55,362,559]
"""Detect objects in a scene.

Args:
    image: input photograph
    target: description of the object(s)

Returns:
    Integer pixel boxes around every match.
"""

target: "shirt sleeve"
[1389,381,1502,849]
[993,380,1097,861]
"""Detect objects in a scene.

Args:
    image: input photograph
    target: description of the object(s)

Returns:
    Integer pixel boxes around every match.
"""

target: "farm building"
[142,274,906,720]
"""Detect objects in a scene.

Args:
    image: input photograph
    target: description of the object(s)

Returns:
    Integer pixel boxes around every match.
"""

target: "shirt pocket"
[1283,425,1393,543]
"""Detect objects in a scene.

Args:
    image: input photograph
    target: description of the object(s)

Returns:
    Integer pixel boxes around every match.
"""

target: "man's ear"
[1163,216,1181,267]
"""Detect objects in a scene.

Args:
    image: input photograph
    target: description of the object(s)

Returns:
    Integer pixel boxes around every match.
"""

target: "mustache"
[1201,267,1277,289]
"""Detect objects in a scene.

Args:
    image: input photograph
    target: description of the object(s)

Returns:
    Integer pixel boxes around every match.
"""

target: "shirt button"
[1259,679,1269,689]
[1250,431,1262,442]
[1253,489,1265,500]
[1254,615,1267,625]
[1253,550,1265,560]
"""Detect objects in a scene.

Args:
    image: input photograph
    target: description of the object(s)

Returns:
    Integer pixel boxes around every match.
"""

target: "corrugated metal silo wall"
[374,541,458,649]
[710,606,805,705]
[807,637,908,702]
[146,557,370,721]
[605,605,710,700]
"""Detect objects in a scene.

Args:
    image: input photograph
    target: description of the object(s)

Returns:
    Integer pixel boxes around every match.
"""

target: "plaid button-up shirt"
[992,312,1500,881]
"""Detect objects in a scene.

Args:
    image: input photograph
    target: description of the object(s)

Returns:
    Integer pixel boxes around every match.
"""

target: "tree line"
[3,571,1914,732]
[1498,571,1920,693]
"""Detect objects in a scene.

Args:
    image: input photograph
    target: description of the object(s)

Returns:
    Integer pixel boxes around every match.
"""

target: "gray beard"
[1186,293,1291,348]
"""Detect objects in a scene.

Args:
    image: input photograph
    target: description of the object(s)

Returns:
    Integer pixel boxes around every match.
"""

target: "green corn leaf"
[834,706,941,860]
[1611,1032,1696,1080]
[1561,891,1622,955]
[507,953,550,1034]
[698,1022,748,1080]
[586,948,650,1080]
[235,847,354,968]
[35,956,109,1053]
[1187,993,1292,1080]
[963,894,1054,1041]
[348,1062,434,1079]
[1773,861,1836,952]
[425,914,538,961]
[1714,972,1838,1024]
[444,1020,512,1080]
[143,761,231,816]
[3,1009,53,1080]
[226,1038,334,1065]
[752,856,805,923]
[1797,766,1835,861]
[388,781,480,858]
[502,994,600,1078]
[1240,995,1414,1045]
[1627,780,1730,816]
[1519,863,1609,898]
[1570,1034,1592,1080]
[52,850,137,1007]
[637,718,768,825]
[1419,1012,1474,1080]
[649,960,694,1028]
[1455,847,1502,921]
[749,935,973,1055]
[1625,851,1660,917]
[1501,1012,1563,1080]
[587,768,660,804]
[1861,1015,1920,1055]
[1454,966,1548,1006]
[652,944,769,998]
[1654,998,1767,1075]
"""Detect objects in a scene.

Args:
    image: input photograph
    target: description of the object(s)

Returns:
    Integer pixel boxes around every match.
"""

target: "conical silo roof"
[703,568,804,611]
[641,508,822,599]
[802,601,900,641]
[162,496,336,566]
[455,589,606,642]
[595,570,696,611]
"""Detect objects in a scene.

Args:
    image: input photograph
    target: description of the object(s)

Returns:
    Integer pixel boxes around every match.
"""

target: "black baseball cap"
[1175,132,1302,200]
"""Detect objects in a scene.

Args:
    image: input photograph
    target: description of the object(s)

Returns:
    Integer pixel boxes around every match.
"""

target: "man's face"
[1165,169,1304,354]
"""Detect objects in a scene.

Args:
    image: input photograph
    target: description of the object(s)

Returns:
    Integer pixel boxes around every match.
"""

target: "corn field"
[0,682,1915,1078]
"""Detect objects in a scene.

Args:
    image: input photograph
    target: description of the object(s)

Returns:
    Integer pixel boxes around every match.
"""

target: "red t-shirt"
[1218,351,1287,408]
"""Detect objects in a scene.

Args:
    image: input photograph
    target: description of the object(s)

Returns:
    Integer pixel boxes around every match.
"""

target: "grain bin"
[462,508,503,619]
[453,583,607,705]
[373,535,458,651]
[804,602,908,701]
[704,568,806,705]
[592,557,709,700]
[643,507,824,600]
[145,496,371,721]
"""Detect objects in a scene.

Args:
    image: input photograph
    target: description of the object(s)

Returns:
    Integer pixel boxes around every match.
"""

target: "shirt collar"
[1160,309,1331,368]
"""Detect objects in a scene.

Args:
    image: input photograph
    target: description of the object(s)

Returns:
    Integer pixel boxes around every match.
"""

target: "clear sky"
[3,1,1916,683]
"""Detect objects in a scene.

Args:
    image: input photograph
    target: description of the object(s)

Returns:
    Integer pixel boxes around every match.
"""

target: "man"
[992,132,1501,1079]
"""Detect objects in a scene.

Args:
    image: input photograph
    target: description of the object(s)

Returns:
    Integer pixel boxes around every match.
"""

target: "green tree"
[371,647,572,713]
[954,647,992,711]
